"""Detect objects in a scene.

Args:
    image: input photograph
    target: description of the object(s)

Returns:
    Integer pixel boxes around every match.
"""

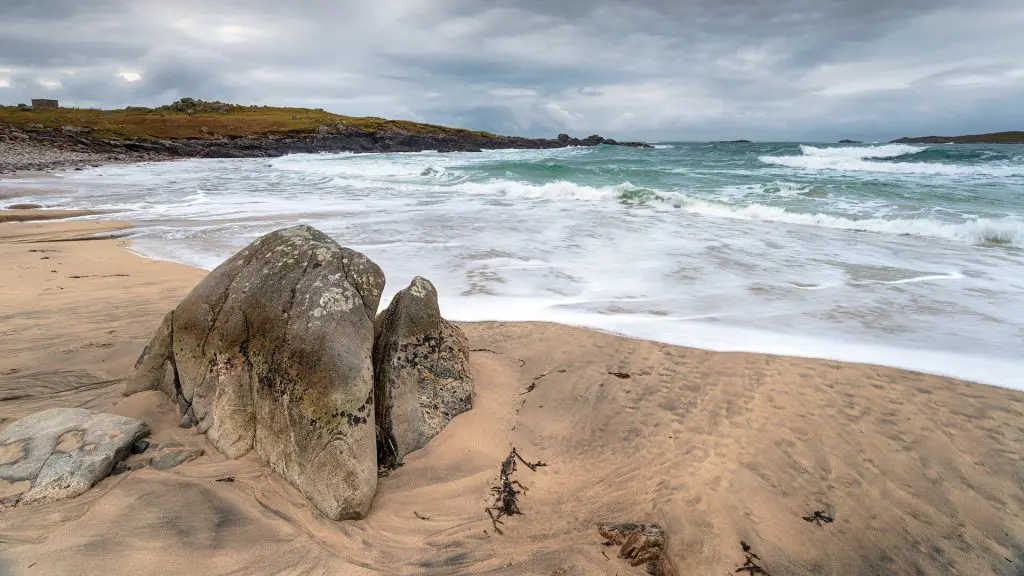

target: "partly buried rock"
[123,225,385,520]
[150,443,204,470]
[599,523,676,576]
[0,408,149,505]
[373,276,473,467]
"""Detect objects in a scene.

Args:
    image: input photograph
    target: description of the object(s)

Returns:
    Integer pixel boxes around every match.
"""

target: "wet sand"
[0,221,1021,575]
[0,209,101,223]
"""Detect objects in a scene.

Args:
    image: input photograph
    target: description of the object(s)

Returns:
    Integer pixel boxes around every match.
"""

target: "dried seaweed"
[735,541,771,575]
[485,447,546,535]
[521,368,566,395]
[802,510,834,526]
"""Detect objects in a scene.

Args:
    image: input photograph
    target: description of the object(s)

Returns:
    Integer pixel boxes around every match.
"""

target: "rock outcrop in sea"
[122,225,473,520]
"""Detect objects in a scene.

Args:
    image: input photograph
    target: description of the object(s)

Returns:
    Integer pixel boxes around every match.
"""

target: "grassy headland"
[0,98,647,173]
[890,131,1024,144]
[0,98,503,142]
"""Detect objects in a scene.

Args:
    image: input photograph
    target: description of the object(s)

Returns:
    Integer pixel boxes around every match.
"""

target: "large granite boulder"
[124,225,385,520]
[0,408,149,505]
[373,277,473,467]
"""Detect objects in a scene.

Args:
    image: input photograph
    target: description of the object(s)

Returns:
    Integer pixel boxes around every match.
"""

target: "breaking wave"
[759,144,1024,176]
[673,197,1023,246]
[449,178,1023,246]
[457,179,644,201]
[799,144,928,159]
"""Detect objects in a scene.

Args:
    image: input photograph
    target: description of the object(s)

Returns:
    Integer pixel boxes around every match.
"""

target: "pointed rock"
[373,276,473,467]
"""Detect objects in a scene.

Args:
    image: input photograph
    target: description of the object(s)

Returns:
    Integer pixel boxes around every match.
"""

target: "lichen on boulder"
[124,225,385,520]
[373,276,473,467]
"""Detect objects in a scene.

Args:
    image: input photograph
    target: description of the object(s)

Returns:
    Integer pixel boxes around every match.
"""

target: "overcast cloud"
[2,0,1022,141]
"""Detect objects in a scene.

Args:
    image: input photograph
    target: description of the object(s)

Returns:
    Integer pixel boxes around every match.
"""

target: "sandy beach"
[0,217,1022,575]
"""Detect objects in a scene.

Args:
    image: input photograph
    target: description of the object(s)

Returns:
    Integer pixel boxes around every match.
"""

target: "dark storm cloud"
[1,0,1022,140]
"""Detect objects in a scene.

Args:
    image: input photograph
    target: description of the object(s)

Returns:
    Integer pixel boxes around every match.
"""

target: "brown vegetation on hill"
[0,98,503,142]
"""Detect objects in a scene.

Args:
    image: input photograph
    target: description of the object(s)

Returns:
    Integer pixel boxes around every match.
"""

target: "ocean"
[6,142,1024,389]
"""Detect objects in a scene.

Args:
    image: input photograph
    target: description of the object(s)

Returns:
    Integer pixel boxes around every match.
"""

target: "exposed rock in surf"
[0,408,149,505]
[373,277,473,467]
[124,225,385,520]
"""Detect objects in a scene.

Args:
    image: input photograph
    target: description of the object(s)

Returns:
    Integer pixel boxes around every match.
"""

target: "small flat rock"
[150,446,204,470]
[0,408,149,505]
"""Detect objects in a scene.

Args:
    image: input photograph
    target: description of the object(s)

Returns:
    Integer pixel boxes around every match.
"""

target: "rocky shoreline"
[889,131,1024,144]
[0,120,650,174]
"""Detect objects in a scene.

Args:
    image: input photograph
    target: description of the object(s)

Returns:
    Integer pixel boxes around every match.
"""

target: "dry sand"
[0,221,1021,576]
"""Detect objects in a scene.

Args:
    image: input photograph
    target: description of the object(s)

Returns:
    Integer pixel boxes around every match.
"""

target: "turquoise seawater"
[5,142,1023,388]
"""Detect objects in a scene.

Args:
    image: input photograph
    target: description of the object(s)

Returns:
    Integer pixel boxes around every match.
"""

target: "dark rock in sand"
[0,408,149,504]
[7,203,43,210]
[599,523,676,576]
[373,277,473,467]
[131,439,151,454]
[110,460,129,476]
[124,225,385,520]
[150,444,204,470]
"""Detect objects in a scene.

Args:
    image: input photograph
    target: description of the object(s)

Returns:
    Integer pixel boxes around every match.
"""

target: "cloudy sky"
[2,0,1023,141]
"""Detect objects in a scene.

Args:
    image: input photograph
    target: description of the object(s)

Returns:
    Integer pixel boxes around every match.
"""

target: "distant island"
[890,131,1024,144]
[837,139,862,144]
[0,98,650,173]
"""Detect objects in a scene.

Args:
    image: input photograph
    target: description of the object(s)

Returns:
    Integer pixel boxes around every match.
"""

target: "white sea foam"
[272,153,456,181]
[446,178,1024,246]
[6,147,1024,390]
[673,197,1024,246]
[790,272,964,290]
[800,144,928,159]
[432,294,1024,389]
[760,144,1024,176]
[456,179,633,201]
